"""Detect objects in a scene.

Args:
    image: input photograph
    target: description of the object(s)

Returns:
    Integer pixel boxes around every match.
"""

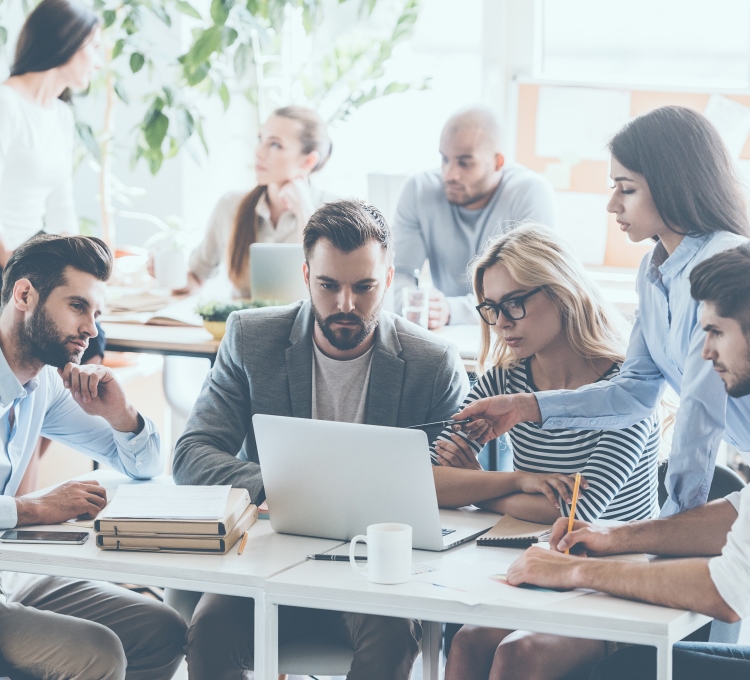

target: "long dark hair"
[227,106,332,290]
[11,0,99,102]
[609,106,750,239]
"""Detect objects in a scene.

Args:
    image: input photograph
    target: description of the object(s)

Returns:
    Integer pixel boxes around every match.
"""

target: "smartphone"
[0,530,89,545]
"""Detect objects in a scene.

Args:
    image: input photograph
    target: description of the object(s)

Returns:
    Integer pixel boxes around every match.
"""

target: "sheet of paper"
[99,485,231,520]
[704,94,750,159]
[555,192,610,265]
[412,555,586,607]
[536,86,631,161]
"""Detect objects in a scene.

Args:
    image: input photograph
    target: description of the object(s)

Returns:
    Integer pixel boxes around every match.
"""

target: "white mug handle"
[349,534,368,575]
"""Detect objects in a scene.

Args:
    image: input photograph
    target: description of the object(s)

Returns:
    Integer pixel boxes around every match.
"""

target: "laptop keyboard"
[441,528,456,536]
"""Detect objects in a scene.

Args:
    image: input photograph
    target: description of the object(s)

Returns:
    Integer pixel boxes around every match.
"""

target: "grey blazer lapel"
[366,313,405,427]
[285,302,314,418]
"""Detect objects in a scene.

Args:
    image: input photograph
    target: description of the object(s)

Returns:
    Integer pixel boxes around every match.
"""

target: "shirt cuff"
[659,497,681,518]
[112,415,155,475]
[446,296,480,326]
[0,496,18,529]
[536,390,568,424]
[709,555,748,620]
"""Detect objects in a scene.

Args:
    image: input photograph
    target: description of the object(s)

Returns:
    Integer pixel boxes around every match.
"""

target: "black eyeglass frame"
[475,287,544,325]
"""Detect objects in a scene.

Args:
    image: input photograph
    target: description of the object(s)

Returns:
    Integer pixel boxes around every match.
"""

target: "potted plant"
[195,299,276,339]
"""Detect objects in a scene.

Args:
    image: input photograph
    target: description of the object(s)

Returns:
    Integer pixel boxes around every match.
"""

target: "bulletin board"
[512,81,750,268]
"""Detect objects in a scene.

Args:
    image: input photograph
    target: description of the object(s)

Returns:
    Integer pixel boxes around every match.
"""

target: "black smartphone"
[0,530,89,544]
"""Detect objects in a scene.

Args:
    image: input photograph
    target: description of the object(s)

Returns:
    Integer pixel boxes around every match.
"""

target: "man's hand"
[58,363,141,433]
[506,545,583,590]
[453,394,541,445]
[547,517,620,556]
[514,472,588,510]
[15,480,107,525]
[428,289,451,330]
[434,433,482,469]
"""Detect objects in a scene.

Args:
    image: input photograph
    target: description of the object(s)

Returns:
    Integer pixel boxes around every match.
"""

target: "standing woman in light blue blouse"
[457,106,750,516]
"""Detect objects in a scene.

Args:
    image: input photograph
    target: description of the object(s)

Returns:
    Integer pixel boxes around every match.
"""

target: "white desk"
[101,322,220,363]
[265,542,710,680]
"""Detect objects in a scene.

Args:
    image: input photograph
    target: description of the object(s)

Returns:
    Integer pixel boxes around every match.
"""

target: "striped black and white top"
[432,360,661,521]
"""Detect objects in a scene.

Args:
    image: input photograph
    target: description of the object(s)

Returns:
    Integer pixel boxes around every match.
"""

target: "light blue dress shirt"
[537,231,750,516]
[0,351,162,528]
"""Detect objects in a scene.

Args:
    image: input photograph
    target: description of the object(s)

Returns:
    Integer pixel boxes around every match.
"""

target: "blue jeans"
[590,642,750,680]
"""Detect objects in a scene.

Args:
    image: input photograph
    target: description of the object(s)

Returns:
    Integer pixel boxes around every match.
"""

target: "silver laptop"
[253,414,496,551]
[250,243,309,304]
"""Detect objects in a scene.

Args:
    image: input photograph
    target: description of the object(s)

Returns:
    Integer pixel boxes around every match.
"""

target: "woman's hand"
[278,177,315,224]
[434,433,482,469]
[513,471,588,510]
[453,394,541,445]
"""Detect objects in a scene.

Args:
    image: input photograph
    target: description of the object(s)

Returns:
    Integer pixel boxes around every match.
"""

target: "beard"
[16,303,86,369]
[716,353,750,399]
[311,299,382,351]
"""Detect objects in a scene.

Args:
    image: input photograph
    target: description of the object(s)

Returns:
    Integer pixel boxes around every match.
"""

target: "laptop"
[250,243,309,304]
[252,414,496,551]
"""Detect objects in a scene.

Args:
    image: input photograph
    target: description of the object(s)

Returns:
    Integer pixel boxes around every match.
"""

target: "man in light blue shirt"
[0,235,185,680]
[393,106,556,328]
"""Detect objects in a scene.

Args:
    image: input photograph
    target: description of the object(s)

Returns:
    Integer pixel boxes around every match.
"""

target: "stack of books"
[94,485,257,554]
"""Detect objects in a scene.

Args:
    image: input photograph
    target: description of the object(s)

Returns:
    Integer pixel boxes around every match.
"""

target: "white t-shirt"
[311,342,373,424]
[708,486,750,619]
[0,85,77,249]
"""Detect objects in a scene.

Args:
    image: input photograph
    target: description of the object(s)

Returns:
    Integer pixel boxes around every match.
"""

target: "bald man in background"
[393,106,556,328]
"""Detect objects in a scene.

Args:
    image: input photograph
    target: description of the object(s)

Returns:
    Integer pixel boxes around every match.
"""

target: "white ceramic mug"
[152,248,188,290]
[349,523,412,585]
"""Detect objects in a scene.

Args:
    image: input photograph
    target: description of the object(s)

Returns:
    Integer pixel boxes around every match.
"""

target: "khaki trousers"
[0,573,186,680]
[185,593,422,680]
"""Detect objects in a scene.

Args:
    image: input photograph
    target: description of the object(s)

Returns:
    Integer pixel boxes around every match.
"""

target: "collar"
[288,300,403,358]
[0,348,36,409]
[646,234,709,285]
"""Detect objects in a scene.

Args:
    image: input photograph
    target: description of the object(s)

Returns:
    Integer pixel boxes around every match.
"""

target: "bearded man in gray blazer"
[173,198,469,680]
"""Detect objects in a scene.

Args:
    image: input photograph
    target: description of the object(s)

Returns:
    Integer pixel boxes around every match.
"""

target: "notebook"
[476,515,553,548]
[94,488,251,536]
[96,505,258,554]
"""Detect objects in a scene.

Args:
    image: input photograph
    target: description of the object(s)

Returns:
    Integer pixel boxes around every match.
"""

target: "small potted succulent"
[194,300,276,340]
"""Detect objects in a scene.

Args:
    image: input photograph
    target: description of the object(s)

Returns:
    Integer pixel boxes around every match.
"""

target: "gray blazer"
[173,300,469,503]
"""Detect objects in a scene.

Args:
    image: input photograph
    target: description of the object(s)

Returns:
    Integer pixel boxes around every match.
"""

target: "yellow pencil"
[237,531,249,555]
[564,473,582,555]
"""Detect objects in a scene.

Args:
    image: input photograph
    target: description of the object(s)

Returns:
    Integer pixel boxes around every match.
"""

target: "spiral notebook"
[476,515,553,548]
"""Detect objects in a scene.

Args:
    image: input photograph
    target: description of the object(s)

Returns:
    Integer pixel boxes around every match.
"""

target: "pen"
[237,531,249,555]
[406,418,471,430]
[307,554,366,562]
[564,473,582,555]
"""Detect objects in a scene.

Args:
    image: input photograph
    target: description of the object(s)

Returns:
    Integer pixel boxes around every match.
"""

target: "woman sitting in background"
[433,223,660,680]
[174,105,332,298]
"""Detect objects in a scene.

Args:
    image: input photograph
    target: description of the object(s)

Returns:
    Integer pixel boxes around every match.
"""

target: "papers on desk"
[103,291,203,327]
[99,485,232,520]
[412,550,586,607]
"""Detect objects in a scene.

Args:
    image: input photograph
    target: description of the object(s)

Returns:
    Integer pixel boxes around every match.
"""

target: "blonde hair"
[473,223,629,373]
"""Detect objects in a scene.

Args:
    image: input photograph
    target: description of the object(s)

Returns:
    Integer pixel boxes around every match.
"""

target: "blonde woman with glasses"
[433,223,660,680]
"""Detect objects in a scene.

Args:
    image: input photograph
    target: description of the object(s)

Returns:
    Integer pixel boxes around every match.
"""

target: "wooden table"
[102,322,220,364]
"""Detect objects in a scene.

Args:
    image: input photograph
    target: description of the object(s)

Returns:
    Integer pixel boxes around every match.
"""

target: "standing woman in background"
[457,106,750,517]
[175,106,333,298]
[1,0,104,493]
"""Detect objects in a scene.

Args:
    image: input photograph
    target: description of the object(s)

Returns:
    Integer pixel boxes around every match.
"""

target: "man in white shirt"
[0,235,186,679]
[393,106,556,329]
[504,245,750,679]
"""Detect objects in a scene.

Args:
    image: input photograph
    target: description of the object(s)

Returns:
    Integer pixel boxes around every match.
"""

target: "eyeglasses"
[476,287,543,325]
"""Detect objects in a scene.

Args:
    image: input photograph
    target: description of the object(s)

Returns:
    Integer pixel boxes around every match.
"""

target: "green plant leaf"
[174,0,201,18]
[219,82,230,110]
[113,79,130,104]
[152,3,172,26]
[174,107,195,144]
[0,26,7,48]
[186,62,210,86]
[75,122,101,161]
[233,42,252,78]
[188,25,223,64]
[222,26,238,47]
[148,151,163,175]
[195,118,209,154]
[210,0,234,24]
[144,109,169,151]
[382,81,409,96]
[130,52,145,73]
[111,38,125,60]
[102,9,116,27]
